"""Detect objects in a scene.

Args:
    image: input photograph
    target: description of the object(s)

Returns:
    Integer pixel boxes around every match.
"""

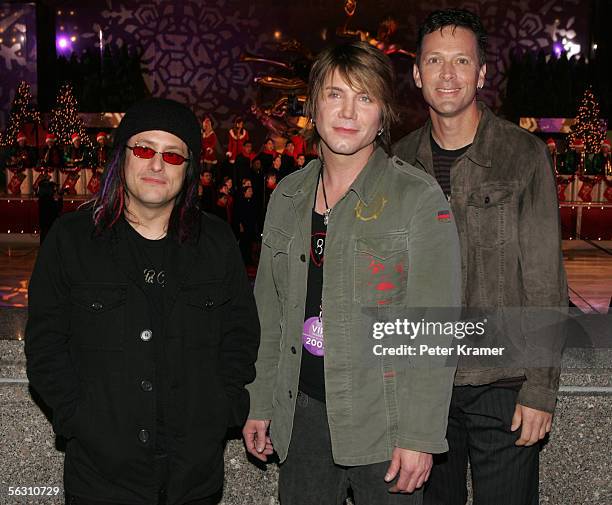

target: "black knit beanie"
[115,97,201,162]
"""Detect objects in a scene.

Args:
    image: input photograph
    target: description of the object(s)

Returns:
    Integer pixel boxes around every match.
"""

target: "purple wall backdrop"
[2,0,589,143]
[0,2,37,132]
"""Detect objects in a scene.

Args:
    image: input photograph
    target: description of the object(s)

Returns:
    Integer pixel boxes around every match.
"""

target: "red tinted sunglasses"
[126,144,189,165]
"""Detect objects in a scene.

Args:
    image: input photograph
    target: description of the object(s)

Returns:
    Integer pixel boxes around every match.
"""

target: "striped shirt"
[430,135,471,199]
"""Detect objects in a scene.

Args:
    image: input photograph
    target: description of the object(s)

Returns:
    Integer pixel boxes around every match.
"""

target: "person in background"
[232,140,253,187]
[5,131,37,195]
[295,153,307,170]
[281,140,297,178]
[226,116,249,163]
[199,168,216,213]
[269,153,283,182]
[65,133,87,168]
[234,184,259,266]
[63,132,88,194]
[220,179,235,226]
[201,117,218,174]
[290,132,306,158]
[95,132,110,166]
[35,133,63,193]
[7,131,37,168]
[592,138,611,176]
[256,138,276,172]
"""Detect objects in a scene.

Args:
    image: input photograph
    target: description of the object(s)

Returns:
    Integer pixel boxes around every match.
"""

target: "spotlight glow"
[57,36,70,50]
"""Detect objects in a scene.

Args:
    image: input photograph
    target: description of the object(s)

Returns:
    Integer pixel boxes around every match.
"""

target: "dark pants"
[423,385,539,505]
[66,454,222,505]
[279,391,422,505]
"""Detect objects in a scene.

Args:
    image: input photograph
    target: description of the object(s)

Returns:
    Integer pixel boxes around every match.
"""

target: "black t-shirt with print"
[126,223,168,453]
[298,210,327,402]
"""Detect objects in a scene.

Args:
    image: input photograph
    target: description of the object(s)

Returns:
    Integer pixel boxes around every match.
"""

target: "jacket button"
[204,298,214,309]
[484,196,490,204]
[140,380,153,392]
[291,346,296,354]
[140,329,153,341]
[288,390,293,399]
[91,301,103,311]
[138,429,150,444]
[300,254,306,262]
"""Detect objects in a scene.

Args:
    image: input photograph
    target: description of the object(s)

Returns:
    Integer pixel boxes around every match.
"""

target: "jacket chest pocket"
[263,228,293,302]
[467,185,514,248]
[181,281,231,349]
[353,234,409,305]
[70,284,127,350]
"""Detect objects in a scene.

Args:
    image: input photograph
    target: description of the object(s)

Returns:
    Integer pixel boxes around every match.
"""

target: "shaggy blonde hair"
[304,41,399,154]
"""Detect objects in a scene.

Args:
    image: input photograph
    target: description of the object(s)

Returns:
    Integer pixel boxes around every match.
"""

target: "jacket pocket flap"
[467,187,512,207]
[71,285,126,313]
[185,282,231,310]
[263,228,292,254]
[354,235,408,260]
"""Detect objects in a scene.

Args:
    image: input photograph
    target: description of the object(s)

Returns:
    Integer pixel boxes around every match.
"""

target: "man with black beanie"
[25,97,260,505]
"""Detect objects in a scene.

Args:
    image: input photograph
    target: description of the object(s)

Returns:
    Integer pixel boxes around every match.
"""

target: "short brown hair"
[304,41,399,154]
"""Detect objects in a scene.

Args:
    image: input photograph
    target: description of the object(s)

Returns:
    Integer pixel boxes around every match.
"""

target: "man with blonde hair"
[243,41,462,504]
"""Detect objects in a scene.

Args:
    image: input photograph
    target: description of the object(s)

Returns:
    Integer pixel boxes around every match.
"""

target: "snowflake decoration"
[96,0,265,128]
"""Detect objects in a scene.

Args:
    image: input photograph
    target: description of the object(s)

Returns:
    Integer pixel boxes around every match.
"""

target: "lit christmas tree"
[568,88,606,154]
[0,81,40,147]
[48,82,92,149]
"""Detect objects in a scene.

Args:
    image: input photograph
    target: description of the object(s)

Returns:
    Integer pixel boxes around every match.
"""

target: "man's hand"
[511,403,553,446]
[385,447,432,493]
[242,419,273,461]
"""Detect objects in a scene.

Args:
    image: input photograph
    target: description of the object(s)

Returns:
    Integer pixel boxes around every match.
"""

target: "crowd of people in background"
[198,116,315,267]
[4,115,318,263]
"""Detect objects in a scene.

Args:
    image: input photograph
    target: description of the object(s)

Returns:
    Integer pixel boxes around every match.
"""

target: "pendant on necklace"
[323,208,331,226]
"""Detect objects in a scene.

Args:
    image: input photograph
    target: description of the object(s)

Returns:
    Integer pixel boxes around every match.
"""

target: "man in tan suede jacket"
[393,9,568,505]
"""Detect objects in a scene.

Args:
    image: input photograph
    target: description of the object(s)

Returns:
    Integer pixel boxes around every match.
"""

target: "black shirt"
[298,210,326,402]
[126,223,168,454]
[430,135,471,198]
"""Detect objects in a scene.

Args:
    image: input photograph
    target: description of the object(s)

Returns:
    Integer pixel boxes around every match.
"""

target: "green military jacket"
[247,147,462,465]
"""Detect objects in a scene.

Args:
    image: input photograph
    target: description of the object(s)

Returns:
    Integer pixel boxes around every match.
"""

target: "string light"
[48,83,93,150]
[0,81,40,147]
[568,87,606,154]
